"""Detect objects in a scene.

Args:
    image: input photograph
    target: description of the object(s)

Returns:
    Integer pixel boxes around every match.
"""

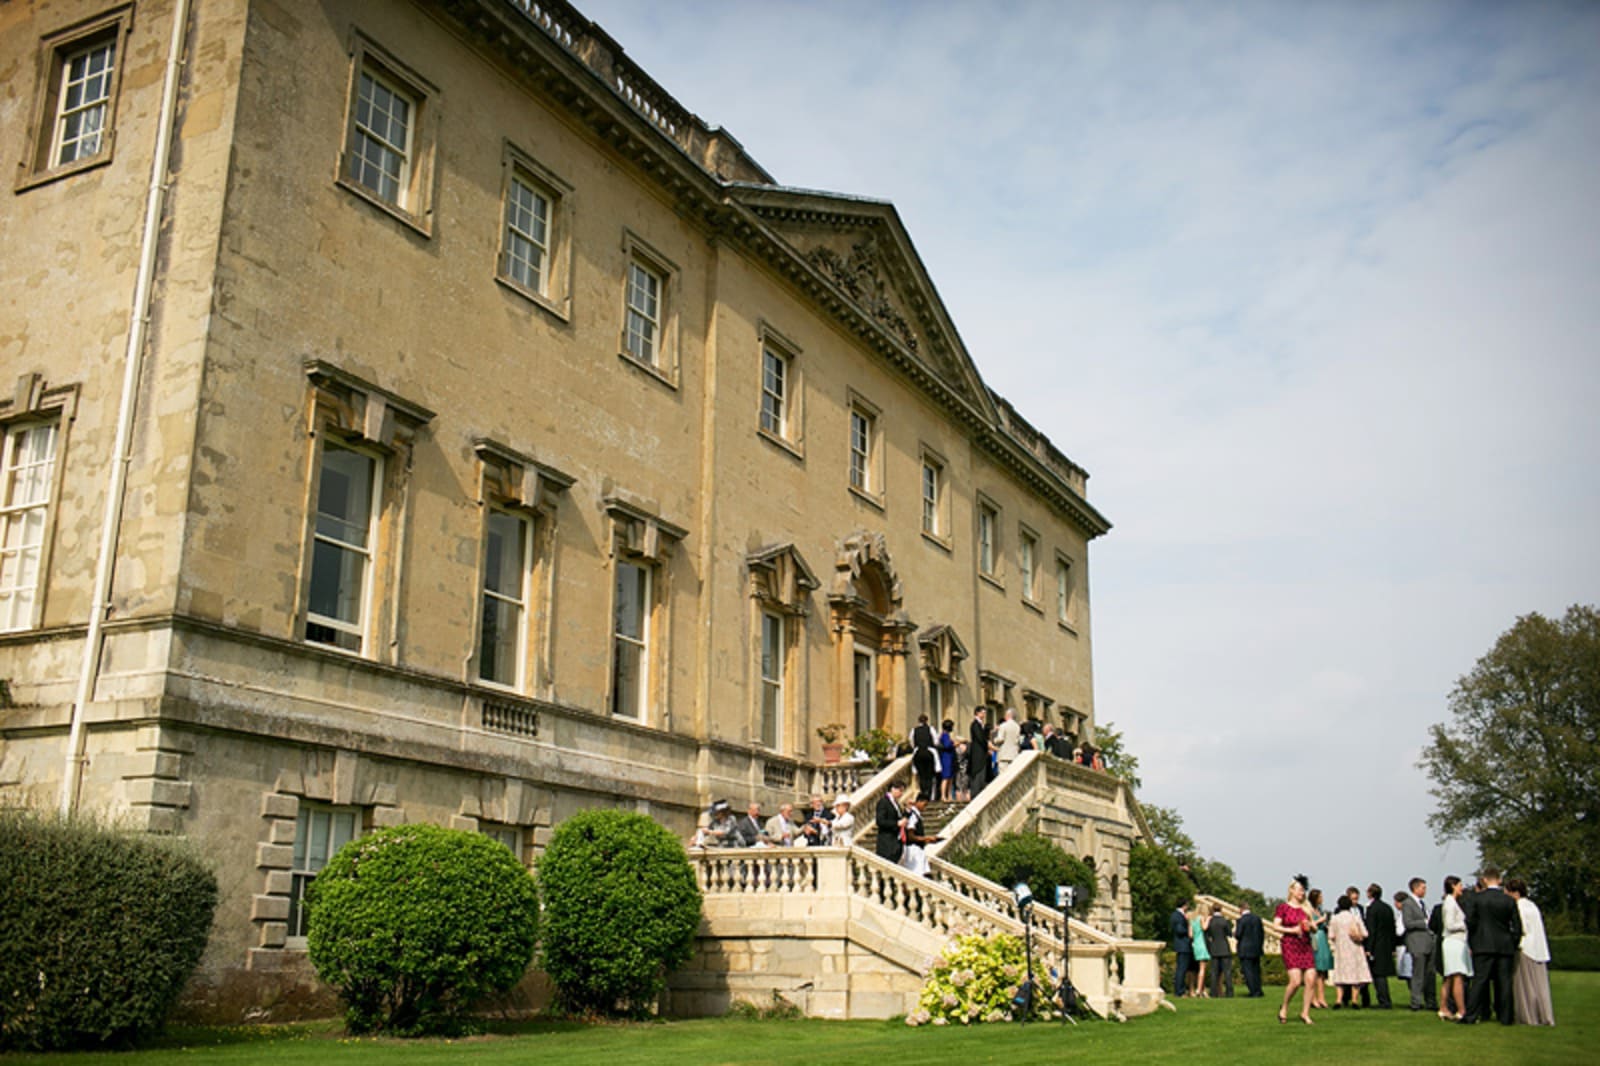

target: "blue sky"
[577,0,1600,901]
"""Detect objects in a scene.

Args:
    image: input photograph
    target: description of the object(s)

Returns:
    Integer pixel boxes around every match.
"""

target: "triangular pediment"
[726,184,995,421]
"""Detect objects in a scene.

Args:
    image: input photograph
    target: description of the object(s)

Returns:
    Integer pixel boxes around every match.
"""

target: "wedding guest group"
[1267,867,1555,1028]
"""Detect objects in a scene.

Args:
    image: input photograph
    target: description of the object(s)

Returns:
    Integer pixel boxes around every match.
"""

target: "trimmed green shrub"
[538,809,702,1017]
[1128,841,1196,942]
[0,812,217,1052]
[306,824,540,1036]
[949,831,1097,917]
[1550,935,1600,971]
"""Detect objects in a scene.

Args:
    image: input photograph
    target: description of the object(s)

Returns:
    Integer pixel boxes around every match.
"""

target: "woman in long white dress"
[1329,895,1372,1007]
[1506,877,1555,1025]
[1439,875,1472,1020]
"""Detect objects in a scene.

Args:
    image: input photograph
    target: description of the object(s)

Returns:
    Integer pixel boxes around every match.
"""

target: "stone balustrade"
[683,844,1165,1020]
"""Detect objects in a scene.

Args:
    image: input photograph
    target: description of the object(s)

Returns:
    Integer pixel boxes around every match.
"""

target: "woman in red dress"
[1271,875,1317,1024]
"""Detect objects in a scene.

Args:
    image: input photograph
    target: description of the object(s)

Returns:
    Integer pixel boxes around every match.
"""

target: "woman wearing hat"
[829,795,856,849]
[1271,875,1318,1024]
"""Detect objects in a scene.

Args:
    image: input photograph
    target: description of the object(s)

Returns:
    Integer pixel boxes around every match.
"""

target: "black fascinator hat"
[1293,873,1310,891]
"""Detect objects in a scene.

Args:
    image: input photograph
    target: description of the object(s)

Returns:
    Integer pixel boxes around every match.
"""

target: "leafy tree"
[1140,803,1196,859]
[1420,605,1600,933]
[538,809,702,1017]
[306,824,540,1035]
[1128,841,1194,942]
[949,831,1096,916]
[1092,720,1141,790]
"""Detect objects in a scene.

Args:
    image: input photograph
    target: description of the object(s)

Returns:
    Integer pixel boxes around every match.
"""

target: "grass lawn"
[9,972,1593,1065]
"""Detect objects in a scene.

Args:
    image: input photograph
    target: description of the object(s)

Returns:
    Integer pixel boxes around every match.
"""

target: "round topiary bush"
[306,823,540,1035]
[950,831,1098,917]
[538,809,703,1017]
[0,813,218,1052]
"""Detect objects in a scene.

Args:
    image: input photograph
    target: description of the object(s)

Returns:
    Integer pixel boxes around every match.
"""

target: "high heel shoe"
[1301,1014,1314,1025]
[1278,1009,1287,1024]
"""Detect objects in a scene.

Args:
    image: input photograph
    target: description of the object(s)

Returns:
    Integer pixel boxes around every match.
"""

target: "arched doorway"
[828,533,915,737]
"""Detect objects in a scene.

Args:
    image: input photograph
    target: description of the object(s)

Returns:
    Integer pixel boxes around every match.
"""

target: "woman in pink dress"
[1271,875,1317,1024]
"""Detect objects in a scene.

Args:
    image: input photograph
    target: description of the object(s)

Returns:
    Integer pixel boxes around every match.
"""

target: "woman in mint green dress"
[1309,888,1334,1008]
[1190,909,1212,997]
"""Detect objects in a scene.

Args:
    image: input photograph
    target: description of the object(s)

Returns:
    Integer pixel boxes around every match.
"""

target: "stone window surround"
[1054,550,1079,636]
[756,322,804,459]
[495,140,575,321]
[603,495,687,728]
[0,373,79,632]
[976,493,1003,589]
[336,30,440,236]
[617,230,681,387]
[471,438,573,698]
[746,543,819,753]
[918,444,951,551]
[249,751,402,962]
[1017,521,1042,612]
[845,389,883,509]
[15,5,133,192]
[298,361,434,664]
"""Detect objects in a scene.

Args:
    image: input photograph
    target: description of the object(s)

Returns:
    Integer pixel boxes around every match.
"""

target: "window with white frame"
[502,173,550,295]
[478,510,530,688]
[0,421,59,632]
[19,11,131,188]
[1019,529,1039,602]
[921,457,944,537]
[926,675,946,721]
[288,803,360,940]
[348,67,414,206]
[52,38,117,167]
[847,399,881,498]
[339,40,435,227]
[760,345,790,439]
[611,559,652,719]
[624,260,663,367]
[1056,556,1074,626]
[496,149,573,315]
[759,611,785,748]
[305,443,379,653]
[978,500,999,578]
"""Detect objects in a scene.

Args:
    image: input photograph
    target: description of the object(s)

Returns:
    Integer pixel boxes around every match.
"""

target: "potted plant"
[815,722,849,764]
[850,728,905,768]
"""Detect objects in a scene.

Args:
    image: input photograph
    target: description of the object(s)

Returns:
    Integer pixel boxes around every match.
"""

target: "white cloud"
[580,0,1600,898]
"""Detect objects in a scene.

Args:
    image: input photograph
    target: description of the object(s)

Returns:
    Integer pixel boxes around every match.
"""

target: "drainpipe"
[61,0,194,815]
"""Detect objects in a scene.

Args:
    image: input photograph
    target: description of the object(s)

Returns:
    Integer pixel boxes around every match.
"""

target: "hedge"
[1549,935,1600,971]
[538,809,702,1017]
[0,813,217,1052]
[306,824,540,1035]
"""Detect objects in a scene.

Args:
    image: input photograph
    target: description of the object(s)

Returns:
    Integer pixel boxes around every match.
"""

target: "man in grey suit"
[1400,877,1437,1011]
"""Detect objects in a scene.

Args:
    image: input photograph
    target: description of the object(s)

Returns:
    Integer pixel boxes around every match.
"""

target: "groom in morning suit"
[1459,865,1522,1025]
[1400,877,1437,1011]
[874,781,907,864]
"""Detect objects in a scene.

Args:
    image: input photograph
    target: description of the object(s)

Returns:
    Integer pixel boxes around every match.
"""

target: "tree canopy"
[1092,720,1141,791]
[1420,604,1600,933]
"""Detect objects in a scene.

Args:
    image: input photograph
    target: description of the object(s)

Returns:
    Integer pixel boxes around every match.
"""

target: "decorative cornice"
[432,1,1110,539]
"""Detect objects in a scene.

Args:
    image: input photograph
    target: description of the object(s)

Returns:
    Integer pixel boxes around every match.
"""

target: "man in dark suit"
[1234,903,1265,997]
[874,781,907,864]
[1204,903,1234,997]
[1364,884,1396,1008]
[967,708,991,796]
[1170,901,1193,997]
[1400,877,1437,1010]
[1459,865,1522,1025]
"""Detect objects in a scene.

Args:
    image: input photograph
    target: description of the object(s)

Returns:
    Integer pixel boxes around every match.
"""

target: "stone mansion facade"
[0,0,1128,1016]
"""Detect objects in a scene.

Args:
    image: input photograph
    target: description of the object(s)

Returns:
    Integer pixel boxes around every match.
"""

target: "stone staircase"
[671,753,1167,1021]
